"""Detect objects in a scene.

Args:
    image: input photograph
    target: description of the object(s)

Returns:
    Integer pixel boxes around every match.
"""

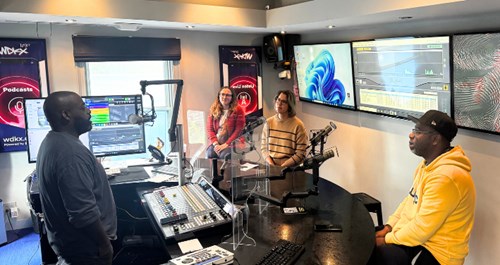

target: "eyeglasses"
[411,128,436,135]
[220,93,232,97]
[275,98,288,105]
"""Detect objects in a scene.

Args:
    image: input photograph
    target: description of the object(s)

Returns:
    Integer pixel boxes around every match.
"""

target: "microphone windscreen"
[128,114,141,124]
[329,121,337,131]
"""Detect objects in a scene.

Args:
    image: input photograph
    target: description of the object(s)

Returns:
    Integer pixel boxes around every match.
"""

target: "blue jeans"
[206,144,232,160]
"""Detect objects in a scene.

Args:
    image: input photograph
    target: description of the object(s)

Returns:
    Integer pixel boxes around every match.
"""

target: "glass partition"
[226,121,270,250]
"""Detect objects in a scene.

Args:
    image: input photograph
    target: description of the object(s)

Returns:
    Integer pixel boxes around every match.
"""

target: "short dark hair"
[275,90,296,117]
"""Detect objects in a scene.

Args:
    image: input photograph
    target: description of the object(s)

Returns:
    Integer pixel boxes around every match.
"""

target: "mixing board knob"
[209,212,216,220]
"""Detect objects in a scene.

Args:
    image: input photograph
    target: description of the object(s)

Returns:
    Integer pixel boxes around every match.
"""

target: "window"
[85,60,179,161]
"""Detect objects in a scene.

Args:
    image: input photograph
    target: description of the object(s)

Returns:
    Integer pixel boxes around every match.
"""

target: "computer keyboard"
[254,239,305,265]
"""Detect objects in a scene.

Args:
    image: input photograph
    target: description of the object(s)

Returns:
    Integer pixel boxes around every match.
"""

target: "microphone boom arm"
[139,79,183,143]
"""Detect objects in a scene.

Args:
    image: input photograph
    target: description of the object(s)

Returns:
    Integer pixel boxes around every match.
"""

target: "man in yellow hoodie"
[369,110,476,265]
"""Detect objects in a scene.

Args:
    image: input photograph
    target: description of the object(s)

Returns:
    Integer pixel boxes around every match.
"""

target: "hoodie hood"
[424,145,471,173]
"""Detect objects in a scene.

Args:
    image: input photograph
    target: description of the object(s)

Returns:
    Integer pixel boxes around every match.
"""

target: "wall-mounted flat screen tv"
[352,36,451,119]
[294,42,356,110]
[452,32,500,135]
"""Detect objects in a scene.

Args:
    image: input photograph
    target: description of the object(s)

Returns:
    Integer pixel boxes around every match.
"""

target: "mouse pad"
[109,167,149,184]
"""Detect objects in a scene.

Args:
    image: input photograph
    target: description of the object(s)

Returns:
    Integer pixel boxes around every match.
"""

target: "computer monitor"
[84,95,146,157]
[452,32,500,135]
[294,42,356,110]
[23,94,146,163]
[23,98,88,163]
[352,36,452,119]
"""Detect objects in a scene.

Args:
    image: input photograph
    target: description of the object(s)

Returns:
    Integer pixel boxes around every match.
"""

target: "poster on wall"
[219,46,263,120]
[0,38,50,153]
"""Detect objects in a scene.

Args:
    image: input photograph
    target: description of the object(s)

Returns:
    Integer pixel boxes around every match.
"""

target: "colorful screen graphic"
[294,43,355,110]
[453,32,500,134]
[352,36,451,119]
[24,95,146,163]
[229,62,259,115]
[0,38,48,152]
[84,95,146,157]
[219,46,263,119]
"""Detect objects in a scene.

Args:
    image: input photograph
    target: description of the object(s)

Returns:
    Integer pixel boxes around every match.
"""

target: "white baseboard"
[4,217,33,231]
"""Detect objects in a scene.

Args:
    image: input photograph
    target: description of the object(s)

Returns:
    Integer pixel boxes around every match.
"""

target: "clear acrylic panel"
[224,120,270,250]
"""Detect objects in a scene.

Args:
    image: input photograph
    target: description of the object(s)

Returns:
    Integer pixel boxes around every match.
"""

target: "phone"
[148,144,166,162]
[314,223,342,232]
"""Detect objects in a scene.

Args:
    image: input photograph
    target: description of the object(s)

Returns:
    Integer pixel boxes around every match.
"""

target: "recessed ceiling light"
[327,25,335,29]
[280,30,286,34]
[399,16,413,20]
[186,25,195,29]
[65,19,77,23]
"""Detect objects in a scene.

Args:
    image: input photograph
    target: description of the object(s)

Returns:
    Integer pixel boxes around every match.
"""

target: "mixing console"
[142,177,232,240]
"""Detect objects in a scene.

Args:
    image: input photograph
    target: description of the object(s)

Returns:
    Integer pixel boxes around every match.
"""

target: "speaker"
[263,34,301,63]
[263,34,284,63]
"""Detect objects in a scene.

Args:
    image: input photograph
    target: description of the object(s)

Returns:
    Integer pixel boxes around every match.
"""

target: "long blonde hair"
[209,87,238,119]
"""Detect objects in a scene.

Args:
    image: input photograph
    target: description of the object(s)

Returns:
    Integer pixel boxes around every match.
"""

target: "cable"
[27,242,40,265]
[112,245,129,262]
[116,207,149,220]
[5,211,20,239]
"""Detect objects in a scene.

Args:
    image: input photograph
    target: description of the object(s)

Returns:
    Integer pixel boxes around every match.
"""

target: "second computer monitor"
[24,94,146,163]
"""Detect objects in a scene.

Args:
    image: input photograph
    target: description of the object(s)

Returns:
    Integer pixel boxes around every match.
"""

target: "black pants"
[368,244,440,265]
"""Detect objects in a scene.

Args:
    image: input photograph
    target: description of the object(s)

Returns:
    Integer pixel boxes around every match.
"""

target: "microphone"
[241,116,266,135]
[128,114,154,124]
[309,121,337,146]
[302,149,336,169]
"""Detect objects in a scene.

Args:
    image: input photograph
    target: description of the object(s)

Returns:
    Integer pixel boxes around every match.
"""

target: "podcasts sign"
[219,46,262,118]
[0,38,49,152]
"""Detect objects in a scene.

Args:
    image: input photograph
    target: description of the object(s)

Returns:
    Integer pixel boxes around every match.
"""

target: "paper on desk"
[178,238,203,254]
[241,162,258,172]
[143,166,179,183]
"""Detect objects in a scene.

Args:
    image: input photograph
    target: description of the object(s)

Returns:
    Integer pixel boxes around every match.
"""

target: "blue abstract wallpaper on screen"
[294,43,355,109]
[305,50,345,104]
[453,33,500,134]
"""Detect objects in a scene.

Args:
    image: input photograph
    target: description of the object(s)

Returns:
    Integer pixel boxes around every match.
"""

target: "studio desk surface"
[228,177,375,265]
[140,161,375,265]
[28,160,375,265]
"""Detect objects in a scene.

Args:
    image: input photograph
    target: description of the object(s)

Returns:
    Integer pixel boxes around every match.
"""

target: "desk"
[228,177,375,265]
[28,161,375,265]
[153,170,375,265]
